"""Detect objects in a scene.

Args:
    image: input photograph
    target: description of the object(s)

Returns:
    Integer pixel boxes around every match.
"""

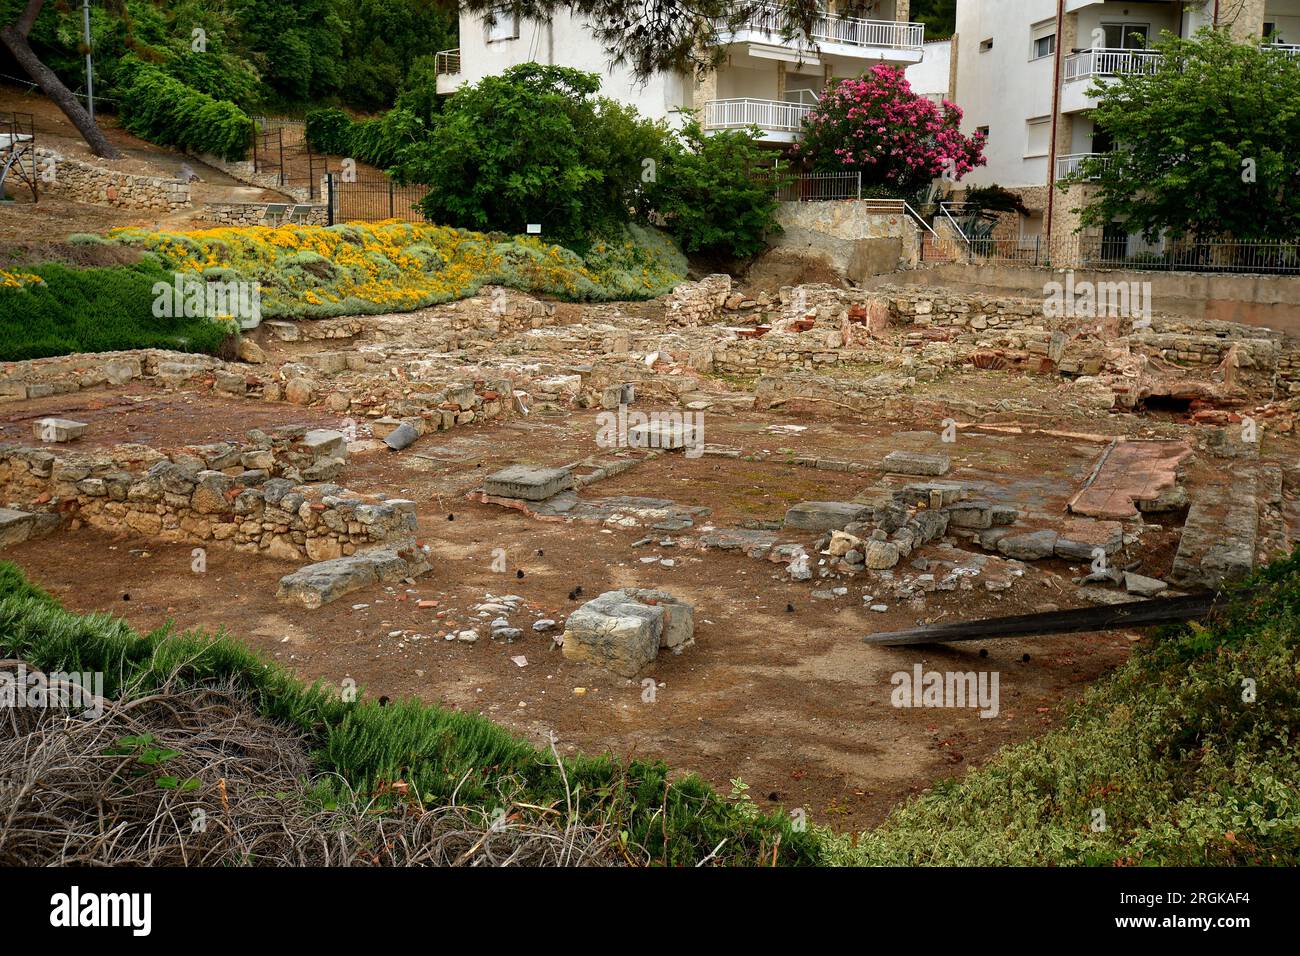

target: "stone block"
[881,451,950,477]
[627,419,701,451]
[783,501,872,532]
[33,418,88,443]
[484,465,573,501]
[276,545,431,610]
[301,429,347,459]
[561,589,693,676]
[997,529,1059,561]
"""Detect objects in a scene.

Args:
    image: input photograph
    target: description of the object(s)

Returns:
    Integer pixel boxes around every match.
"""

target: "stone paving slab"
[1068,439,1192,519]
[1170,470,1259,589]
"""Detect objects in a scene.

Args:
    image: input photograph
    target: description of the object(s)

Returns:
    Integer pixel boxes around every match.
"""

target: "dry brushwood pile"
[0,672,635,868]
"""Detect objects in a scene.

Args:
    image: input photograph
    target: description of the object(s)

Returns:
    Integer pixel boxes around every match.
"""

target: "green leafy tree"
[395,64,669,249]
[648,119,782,261]
[1071,28,1300,242]
[230,0,345,103]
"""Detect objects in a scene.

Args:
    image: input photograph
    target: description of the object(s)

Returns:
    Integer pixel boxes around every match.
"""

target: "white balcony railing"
[1056,152,1111,180]
[1065,42,1300,86]
[1063,47,1162,83]
[702,97,814,133]
[718,4,924,53]
[435,48,461,75]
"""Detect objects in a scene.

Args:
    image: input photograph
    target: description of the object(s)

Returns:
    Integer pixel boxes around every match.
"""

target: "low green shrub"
[830,555,1300,866]
[0,258,235,361]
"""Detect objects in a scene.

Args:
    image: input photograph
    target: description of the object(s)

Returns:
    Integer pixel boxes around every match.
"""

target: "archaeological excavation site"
[3,268,1297,846]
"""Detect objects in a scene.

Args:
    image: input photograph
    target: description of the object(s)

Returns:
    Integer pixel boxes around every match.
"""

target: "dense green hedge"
[0,258,234,361]
[304,108,354,157]
[115,59,255,161]
[304,106,417,169]
[0,563,820,866]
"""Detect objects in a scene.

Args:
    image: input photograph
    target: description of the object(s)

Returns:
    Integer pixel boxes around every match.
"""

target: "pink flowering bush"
[791,64,986,193]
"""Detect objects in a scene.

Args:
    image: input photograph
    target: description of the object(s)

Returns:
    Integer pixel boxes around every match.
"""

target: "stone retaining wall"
[0,444,415,561]
[34,148,190,212]
[0,348,511,437]
[200,201,329,227]
[665,275,731,326]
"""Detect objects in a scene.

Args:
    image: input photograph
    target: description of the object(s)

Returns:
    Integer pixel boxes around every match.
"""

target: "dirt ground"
[0,374,1172,829]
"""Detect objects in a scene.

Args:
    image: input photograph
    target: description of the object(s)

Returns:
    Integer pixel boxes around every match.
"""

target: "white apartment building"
[435,2,930,144]
[952,0,1300,247]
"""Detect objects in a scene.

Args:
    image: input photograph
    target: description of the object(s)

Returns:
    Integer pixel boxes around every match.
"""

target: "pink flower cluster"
[793,64,987,190]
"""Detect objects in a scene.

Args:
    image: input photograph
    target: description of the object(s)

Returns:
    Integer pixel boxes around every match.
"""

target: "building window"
[485,8,520,42]
[1030,20,1055,60]
[1025,117,1050,158]
[1100,22,1150,49]
[979,38,993,53]
[976,125,990,141]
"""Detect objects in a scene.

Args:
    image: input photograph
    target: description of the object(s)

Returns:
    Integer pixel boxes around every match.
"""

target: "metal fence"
[768,171,863,202]
[918,235,1300,275]
[1077,237,1300,275]
[325,174,429,225]
[252,124,329,199]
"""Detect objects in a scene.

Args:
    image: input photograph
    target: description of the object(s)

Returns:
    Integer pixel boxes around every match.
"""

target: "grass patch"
[0,562,817,866]
[0,257,235,361]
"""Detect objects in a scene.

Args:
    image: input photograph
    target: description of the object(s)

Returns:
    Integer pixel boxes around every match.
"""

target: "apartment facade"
[435,2,931,144]
[952,0,1300,253]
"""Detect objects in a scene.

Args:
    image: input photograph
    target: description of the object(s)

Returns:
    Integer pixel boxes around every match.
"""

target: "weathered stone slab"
[881,451,950,477]
[276,545,431,610]
[783,501,872,532]
[627,419,701,451]
[33,418,87,443]
[0,508,59,548]
[1170,472,1258,589]
[301,429,347,458]
[1055,518,1123,561]
[997,529,1059,561]
[1123,572,1168,597]
[484,465,573,501]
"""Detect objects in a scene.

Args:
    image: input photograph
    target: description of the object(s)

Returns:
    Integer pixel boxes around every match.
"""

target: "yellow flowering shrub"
[105,220,685,320]
[0,270,45,290]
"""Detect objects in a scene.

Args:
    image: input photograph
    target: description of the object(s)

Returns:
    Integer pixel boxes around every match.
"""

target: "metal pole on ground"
[82,0,94,121]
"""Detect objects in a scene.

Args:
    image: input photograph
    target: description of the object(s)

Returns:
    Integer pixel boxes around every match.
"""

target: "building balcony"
[1061,47,1160,111]
[1055,152,1111,181]
[713,4,924,68]
[701,98,814,143]
[435,48,462,95]
[1062,42,1300,111]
